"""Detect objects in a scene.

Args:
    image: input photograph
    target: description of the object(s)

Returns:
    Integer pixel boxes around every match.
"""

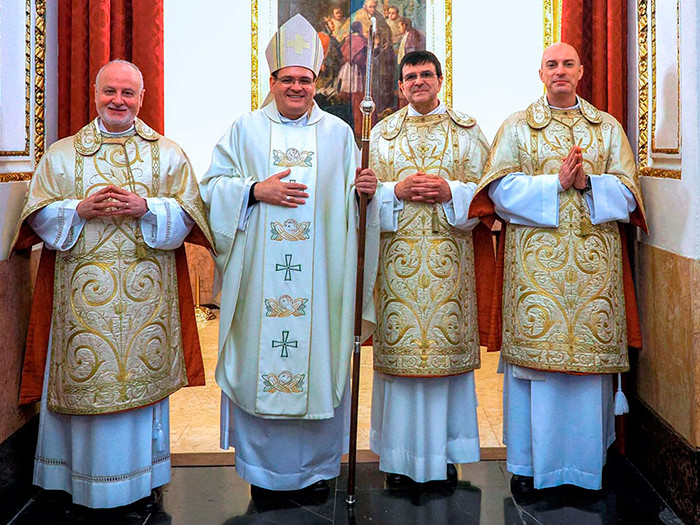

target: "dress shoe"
[385,472,415,487]
[297,479,330,500]
[423,464,458,489]
[510,474,535,495]
[251,479,330,506]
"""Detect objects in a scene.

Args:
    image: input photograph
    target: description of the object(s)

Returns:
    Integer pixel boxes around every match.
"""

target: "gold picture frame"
[250,0,452,132]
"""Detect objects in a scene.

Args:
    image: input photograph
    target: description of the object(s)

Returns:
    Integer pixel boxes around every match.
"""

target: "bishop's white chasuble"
[200,101,379,420]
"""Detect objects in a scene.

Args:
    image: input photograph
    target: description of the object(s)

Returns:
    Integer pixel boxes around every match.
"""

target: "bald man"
[14,59,212,510]
[469,43,646,492]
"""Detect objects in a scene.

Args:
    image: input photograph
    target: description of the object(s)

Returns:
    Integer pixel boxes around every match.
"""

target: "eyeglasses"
[276,76,315,87]
[402,71,439,83]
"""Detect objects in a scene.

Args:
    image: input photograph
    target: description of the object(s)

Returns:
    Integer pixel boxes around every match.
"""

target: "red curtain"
[58,0,164,138]
[561,0,627,128]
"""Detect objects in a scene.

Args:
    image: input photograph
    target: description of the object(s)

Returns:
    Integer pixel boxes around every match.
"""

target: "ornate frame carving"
[0,0,46,182]
[638,0,681,179]
[543,0,562,48]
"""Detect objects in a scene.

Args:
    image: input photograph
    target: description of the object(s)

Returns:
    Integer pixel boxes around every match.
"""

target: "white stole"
[255,122,318,416]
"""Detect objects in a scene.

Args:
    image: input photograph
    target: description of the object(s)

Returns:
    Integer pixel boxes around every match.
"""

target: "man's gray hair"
[95,59,144,91]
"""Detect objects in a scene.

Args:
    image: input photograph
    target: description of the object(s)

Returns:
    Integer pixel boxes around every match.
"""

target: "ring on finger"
[125,202,130,209]
[285,195,291,201]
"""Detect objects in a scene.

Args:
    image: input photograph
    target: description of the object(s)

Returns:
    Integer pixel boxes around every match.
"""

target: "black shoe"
[386,473,415,488]
[510,474,535,495]
[296,480,330,500]
[145,487,163,513]
[423,464,458,489]
[251,480,330,507]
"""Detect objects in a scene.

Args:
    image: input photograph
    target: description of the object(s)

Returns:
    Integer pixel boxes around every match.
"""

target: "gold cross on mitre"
[287,34,310,54]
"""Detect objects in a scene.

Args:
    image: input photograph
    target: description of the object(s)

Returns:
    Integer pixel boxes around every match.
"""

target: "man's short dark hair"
[399,50,442,81]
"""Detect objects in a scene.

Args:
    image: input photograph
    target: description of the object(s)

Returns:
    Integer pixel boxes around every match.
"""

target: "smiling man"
[13,59,213,511]
[199,14,379,504]
[368,51,493,487]
[469,42,647,492]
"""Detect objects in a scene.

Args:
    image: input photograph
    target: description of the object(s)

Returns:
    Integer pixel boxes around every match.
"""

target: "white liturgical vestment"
[482,98,643,490]
[369,103,485,482]
[29,120,196,508]
[200,101,379,489]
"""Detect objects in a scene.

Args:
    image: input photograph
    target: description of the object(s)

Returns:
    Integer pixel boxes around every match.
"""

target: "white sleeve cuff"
[489,172,560,227]
[378,181,403,232]
[141,197,195,249]
[443,180,479,230]
[585,174,637,224]
[27,199,85,251]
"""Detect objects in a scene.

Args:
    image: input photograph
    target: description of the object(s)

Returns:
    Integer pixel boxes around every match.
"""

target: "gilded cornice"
[0,172,34,182]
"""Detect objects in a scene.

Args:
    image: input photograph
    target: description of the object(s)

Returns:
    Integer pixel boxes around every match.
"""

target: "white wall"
[451,0,544,142]
[164,1,545,176]
[628,0,700,258]
[164,1,252,178]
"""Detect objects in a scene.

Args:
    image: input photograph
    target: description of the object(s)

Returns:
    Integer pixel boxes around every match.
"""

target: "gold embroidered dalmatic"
[477,97,646,374]
[19,118,212,415]
[370,107,489,376]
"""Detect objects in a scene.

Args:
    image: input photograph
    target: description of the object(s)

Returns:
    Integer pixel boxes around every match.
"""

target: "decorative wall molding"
[638,0,682,179]
[0,0,46,181]
[543,0,562,48]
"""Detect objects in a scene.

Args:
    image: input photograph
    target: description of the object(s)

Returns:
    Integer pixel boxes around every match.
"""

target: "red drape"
[58,0,164,138]
[561,0,627,128]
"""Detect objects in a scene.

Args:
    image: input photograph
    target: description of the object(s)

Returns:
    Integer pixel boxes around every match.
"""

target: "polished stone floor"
[9,456,684,524]
[169,313,505,461]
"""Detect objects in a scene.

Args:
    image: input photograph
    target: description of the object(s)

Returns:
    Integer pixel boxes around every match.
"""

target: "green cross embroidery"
[275,253,302,281]
[272,330,298,358]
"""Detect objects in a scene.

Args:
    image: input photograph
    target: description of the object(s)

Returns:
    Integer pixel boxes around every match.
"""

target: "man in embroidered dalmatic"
[469,43,647,491]
[199,14,379,501]
[369,51,493,486]
[11,60,213,509]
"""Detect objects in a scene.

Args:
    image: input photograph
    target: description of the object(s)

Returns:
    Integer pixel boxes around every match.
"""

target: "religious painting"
[252,0,450,137]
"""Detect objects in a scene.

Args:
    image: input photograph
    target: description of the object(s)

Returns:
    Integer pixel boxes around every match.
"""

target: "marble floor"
[169,312,505,464]
[9,455,683,524]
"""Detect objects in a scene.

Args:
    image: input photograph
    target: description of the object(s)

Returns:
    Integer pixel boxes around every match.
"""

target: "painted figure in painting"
[199,14,380,504]
[278,0,426,134]
[396,17,425,64]
[369,50,494,486]
[469,42,647,493]
[338,21,369,132]
[385,5,403,51]
[346,0,397,117]
[12,60,213,510]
